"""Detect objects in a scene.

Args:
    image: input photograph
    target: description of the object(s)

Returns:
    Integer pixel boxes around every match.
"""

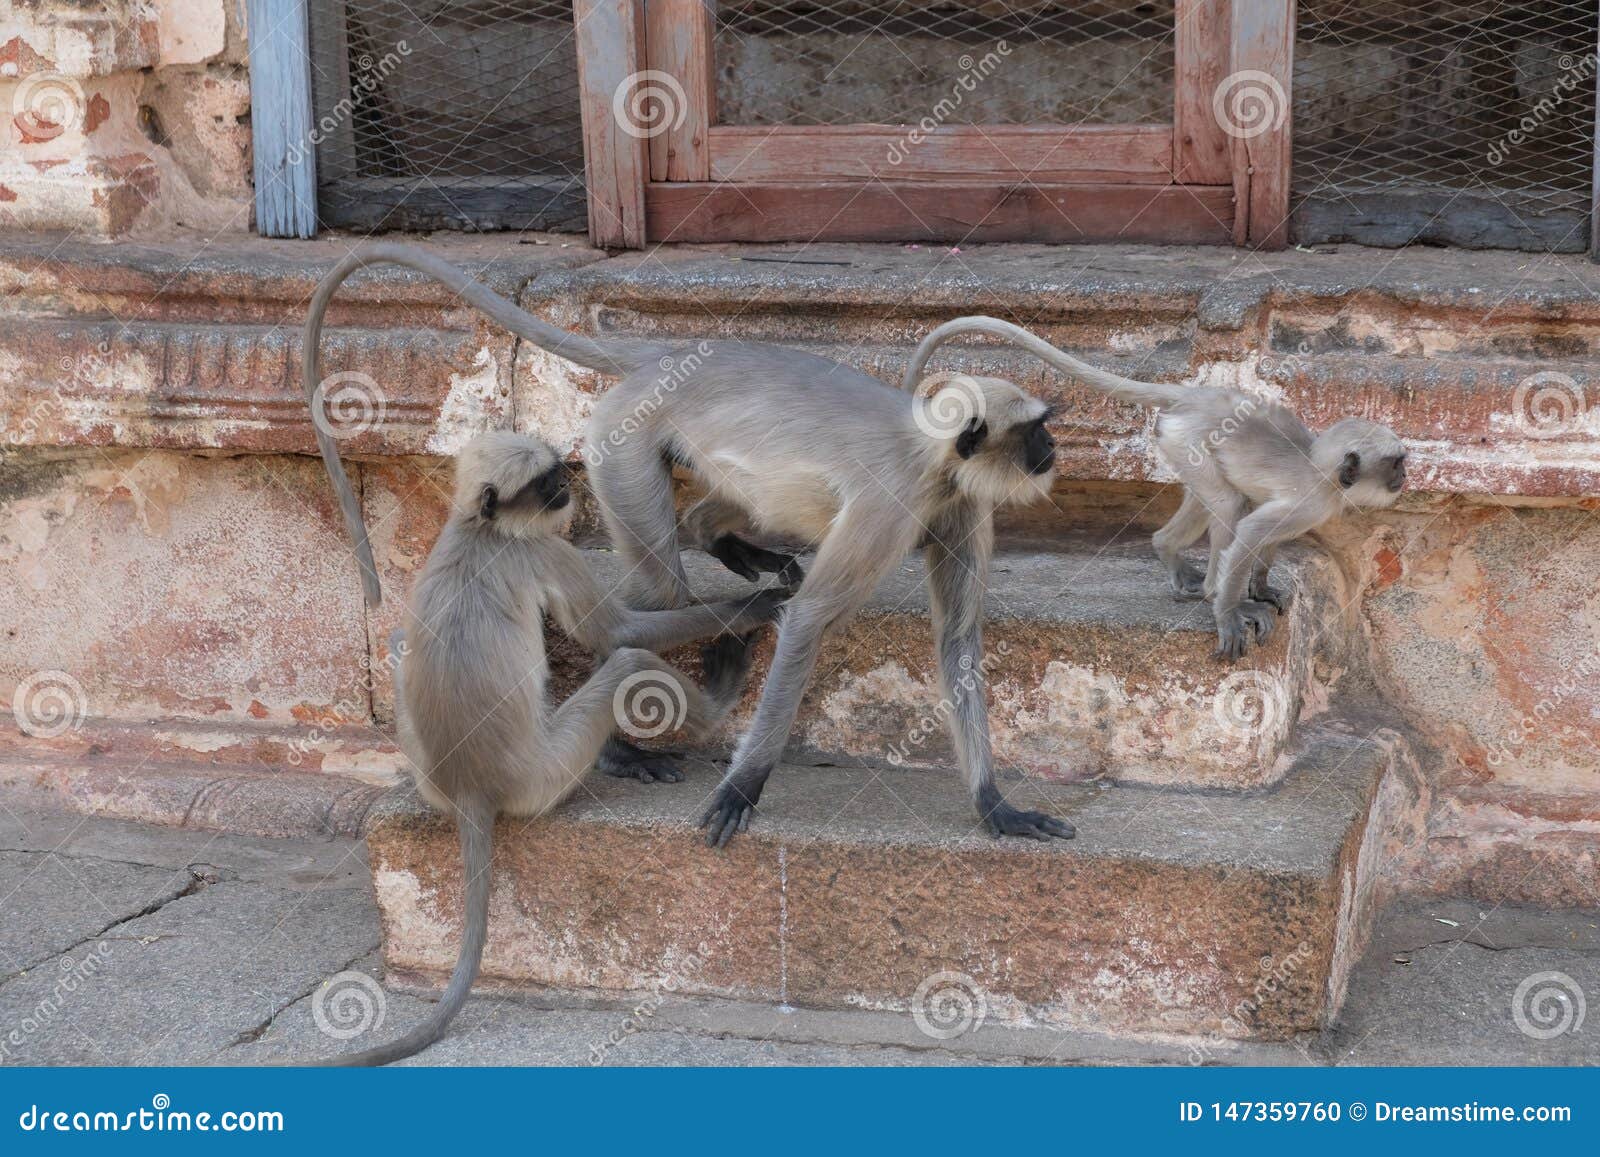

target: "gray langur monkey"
[305,431,777,1066]
[299,242,1071,847]
[904,317,1408,659]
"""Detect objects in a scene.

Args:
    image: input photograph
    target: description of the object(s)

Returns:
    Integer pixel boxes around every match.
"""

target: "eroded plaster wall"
[1,0,251,234]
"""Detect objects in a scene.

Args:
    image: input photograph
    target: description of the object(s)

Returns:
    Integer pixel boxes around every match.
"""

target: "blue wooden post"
[246,0,318,238]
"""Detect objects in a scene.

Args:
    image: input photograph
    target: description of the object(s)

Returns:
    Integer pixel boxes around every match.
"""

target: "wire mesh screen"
[712,1,1176,126]
[1294,0,1597,251]
[310,0,587,233]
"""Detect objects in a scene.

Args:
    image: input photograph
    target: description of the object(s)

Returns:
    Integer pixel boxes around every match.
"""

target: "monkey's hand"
[701,631,758,707]
[597,735,685,784]
[978,787,1076,841]
[1215,600,1277,660]
[729,587,792,630]
[1249,576,1291,613]
[707,534,806,588]
[1170,562,1207,602]
[699,765,771,848]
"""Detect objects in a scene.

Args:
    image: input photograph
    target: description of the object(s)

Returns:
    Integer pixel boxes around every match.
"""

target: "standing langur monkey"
[298,243,1074,847]
[904,317,1408,659]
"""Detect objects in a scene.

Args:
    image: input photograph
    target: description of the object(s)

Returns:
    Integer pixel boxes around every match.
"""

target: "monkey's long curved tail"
[902,316,1189,409]
[313,795,495,1067]
[302,241,660,606]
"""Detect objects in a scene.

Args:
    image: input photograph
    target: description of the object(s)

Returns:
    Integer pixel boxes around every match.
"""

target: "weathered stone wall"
[1,0,251,235]
[0,237,1596,907]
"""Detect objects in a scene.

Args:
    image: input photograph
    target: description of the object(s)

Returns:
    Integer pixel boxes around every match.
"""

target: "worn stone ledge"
[0,752,390,841]
[545,542,1345,791]
[519,243,1600,498]
[5,236,1600,495]
[367,716,1395,1041]
[0,233,603,453]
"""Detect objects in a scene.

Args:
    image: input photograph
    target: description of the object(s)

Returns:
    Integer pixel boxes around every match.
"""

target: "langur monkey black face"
[934,375,1059,506]
[464,431,576,533]
[1321,418,1407,508]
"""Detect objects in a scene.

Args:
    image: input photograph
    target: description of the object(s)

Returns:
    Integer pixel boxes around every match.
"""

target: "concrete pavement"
[0,804,1594,1067]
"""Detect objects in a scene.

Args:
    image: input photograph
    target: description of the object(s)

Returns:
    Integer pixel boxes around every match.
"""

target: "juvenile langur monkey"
[304,431,773,1065]
[301,243,1072,846]
[904,317,1408,659]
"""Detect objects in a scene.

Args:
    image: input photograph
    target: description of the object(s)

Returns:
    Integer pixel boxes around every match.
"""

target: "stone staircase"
[364,528,1413,1045]
[31,232,1578,1048]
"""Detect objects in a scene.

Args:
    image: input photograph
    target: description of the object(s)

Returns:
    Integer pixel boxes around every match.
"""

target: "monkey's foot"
[698,769,770,848]
[596,736,685,784]
[1250,580,1291,613]
[1170,563,1207,601]
[708,534,805,587]
[1214,600,1277,660]
[982,800,1076,841]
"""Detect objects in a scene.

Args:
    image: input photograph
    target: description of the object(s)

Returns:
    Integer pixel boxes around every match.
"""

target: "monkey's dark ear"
[1337,451,1360,488]
[955,418,989,459]
[479,484,499,520]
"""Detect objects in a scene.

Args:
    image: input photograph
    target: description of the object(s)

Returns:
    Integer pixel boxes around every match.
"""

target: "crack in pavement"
[0,863,216,987]
[218,942,381,1054]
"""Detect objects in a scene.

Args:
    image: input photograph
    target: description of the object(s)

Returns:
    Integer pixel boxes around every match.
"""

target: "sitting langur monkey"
[299,431,776,1065]
[903,317,1408,659]
[299,243,1072,847]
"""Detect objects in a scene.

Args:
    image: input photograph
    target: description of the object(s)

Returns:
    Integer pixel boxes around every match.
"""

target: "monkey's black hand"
[976,783,1075,840]
[982,801,1076,841]
[597,735,685,784]
[698,766,771,848]
[1249,577,1291,613]
[1214,600,1277,660]
[702,631,758,702]
[1170,562,1207,602]
[708,534,805,587]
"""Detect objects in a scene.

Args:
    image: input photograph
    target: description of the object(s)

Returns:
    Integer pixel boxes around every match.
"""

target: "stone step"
[366,713,1400,1042]
[553,535,1349,790]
